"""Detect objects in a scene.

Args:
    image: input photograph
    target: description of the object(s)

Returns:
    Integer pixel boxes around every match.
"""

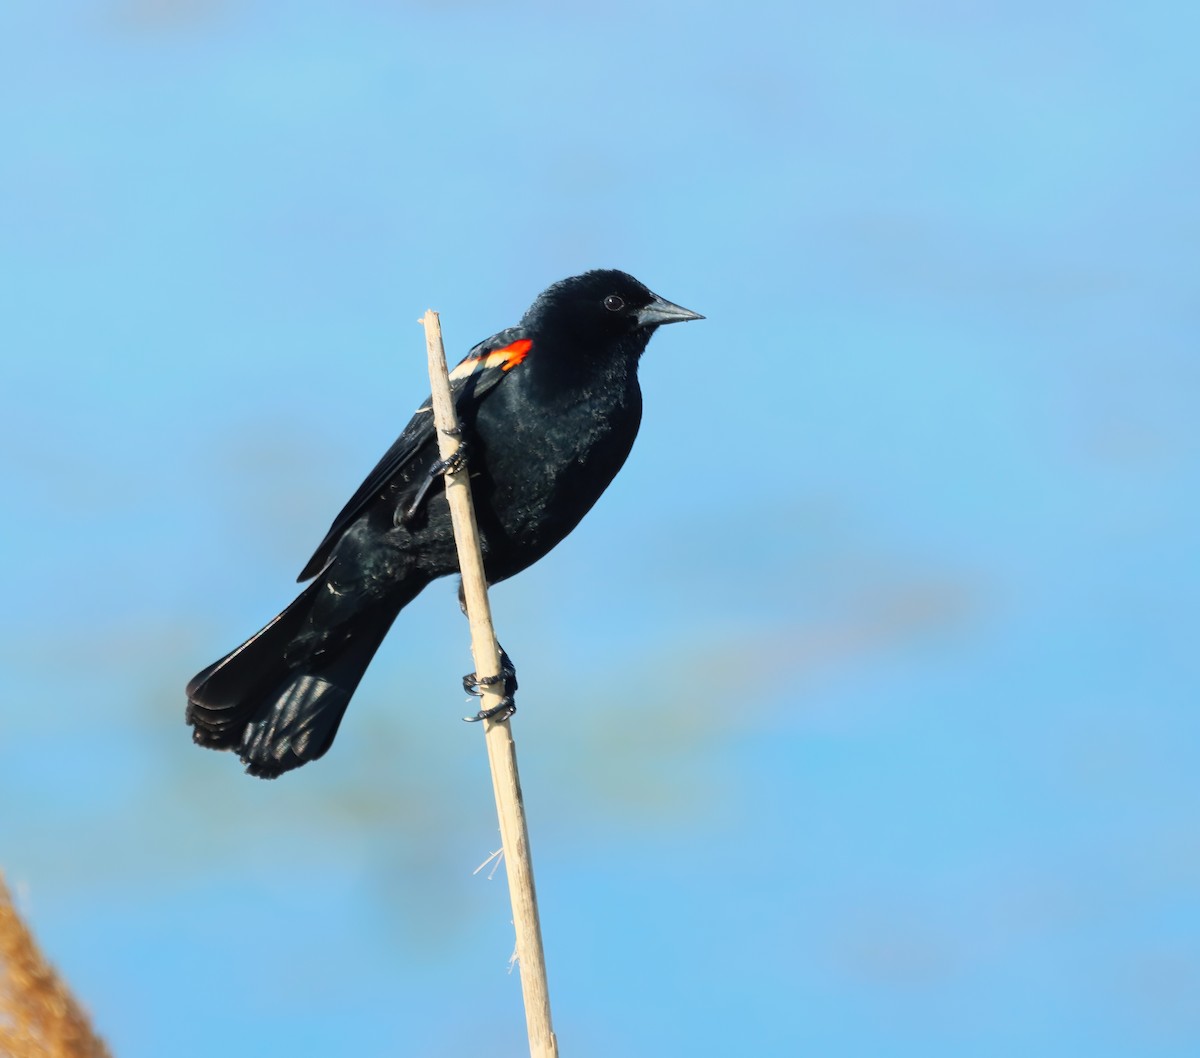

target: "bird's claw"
[462,646,518,722]
[463,697,517,723]
[462,670,507,696]
[402,438,469,523]
[462,647,518,697]
[435,438,468,476]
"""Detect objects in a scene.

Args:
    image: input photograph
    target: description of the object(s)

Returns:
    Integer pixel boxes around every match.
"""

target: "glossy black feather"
[297,326,528,582]
[186,270,702,777]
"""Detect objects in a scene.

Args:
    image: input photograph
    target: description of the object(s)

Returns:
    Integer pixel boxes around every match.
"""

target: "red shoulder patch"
[485,338,532,371]
[450,338,532,382]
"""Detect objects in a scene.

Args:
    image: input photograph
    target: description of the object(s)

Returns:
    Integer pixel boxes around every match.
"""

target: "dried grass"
[0,875,111,1058]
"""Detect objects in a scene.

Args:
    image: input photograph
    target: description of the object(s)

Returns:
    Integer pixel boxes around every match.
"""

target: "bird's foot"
[402,435,468,523]
[463,696,517,723]
[462,646,518,722]
[462,646,518,696]
[434,427,469,476]
[462,669,506,696]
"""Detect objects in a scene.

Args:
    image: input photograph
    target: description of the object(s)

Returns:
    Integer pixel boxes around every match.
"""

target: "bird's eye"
[603,294,625,312]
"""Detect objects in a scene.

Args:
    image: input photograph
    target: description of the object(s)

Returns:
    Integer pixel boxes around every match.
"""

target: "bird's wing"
[296,331,532,582]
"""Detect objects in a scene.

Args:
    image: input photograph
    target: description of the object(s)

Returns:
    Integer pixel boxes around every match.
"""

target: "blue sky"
[1,2,1197,1056]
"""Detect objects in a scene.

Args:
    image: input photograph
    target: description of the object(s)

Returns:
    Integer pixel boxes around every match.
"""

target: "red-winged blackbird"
[186,270,703,778]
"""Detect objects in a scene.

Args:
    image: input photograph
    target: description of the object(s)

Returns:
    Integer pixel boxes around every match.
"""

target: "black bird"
[186,269,703,778]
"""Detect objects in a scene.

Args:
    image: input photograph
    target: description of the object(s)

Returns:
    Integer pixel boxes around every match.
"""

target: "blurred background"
[1,1,1197,1055]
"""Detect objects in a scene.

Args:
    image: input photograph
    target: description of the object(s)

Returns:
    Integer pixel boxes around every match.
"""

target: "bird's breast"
[467,370,642,578]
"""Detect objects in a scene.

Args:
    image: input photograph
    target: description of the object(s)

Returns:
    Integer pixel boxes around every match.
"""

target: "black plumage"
[186,269,703,777]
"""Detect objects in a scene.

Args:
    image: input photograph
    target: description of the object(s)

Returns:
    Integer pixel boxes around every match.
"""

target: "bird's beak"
[636,294,705,328]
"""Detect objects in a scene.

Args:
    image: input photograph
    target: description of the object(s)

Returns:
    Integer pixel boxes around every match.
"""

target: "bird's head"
[522,269,703,356]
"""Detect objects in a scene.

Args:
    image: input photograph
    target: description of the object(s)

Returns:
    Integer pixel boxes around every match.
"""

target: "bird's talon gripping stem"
[403,439,469,522]
[462,671,506,697]
[437,439,468,475]
[461,646,518,721]
[463,697,517,723]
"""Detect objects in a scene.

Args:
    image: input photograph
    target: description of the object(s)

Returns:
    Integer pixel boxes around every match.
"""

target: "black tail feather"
[186,581,403,778]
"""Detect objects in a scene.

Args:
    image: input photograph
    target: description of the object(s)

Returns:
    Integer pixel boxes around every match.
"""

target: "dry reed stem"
[0,876,112,1058]
[421,310,559,1058]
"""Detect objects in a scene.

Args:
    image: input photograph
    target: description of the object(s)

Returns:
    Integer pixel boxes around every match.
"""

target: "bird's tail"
[186,578,415,778]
